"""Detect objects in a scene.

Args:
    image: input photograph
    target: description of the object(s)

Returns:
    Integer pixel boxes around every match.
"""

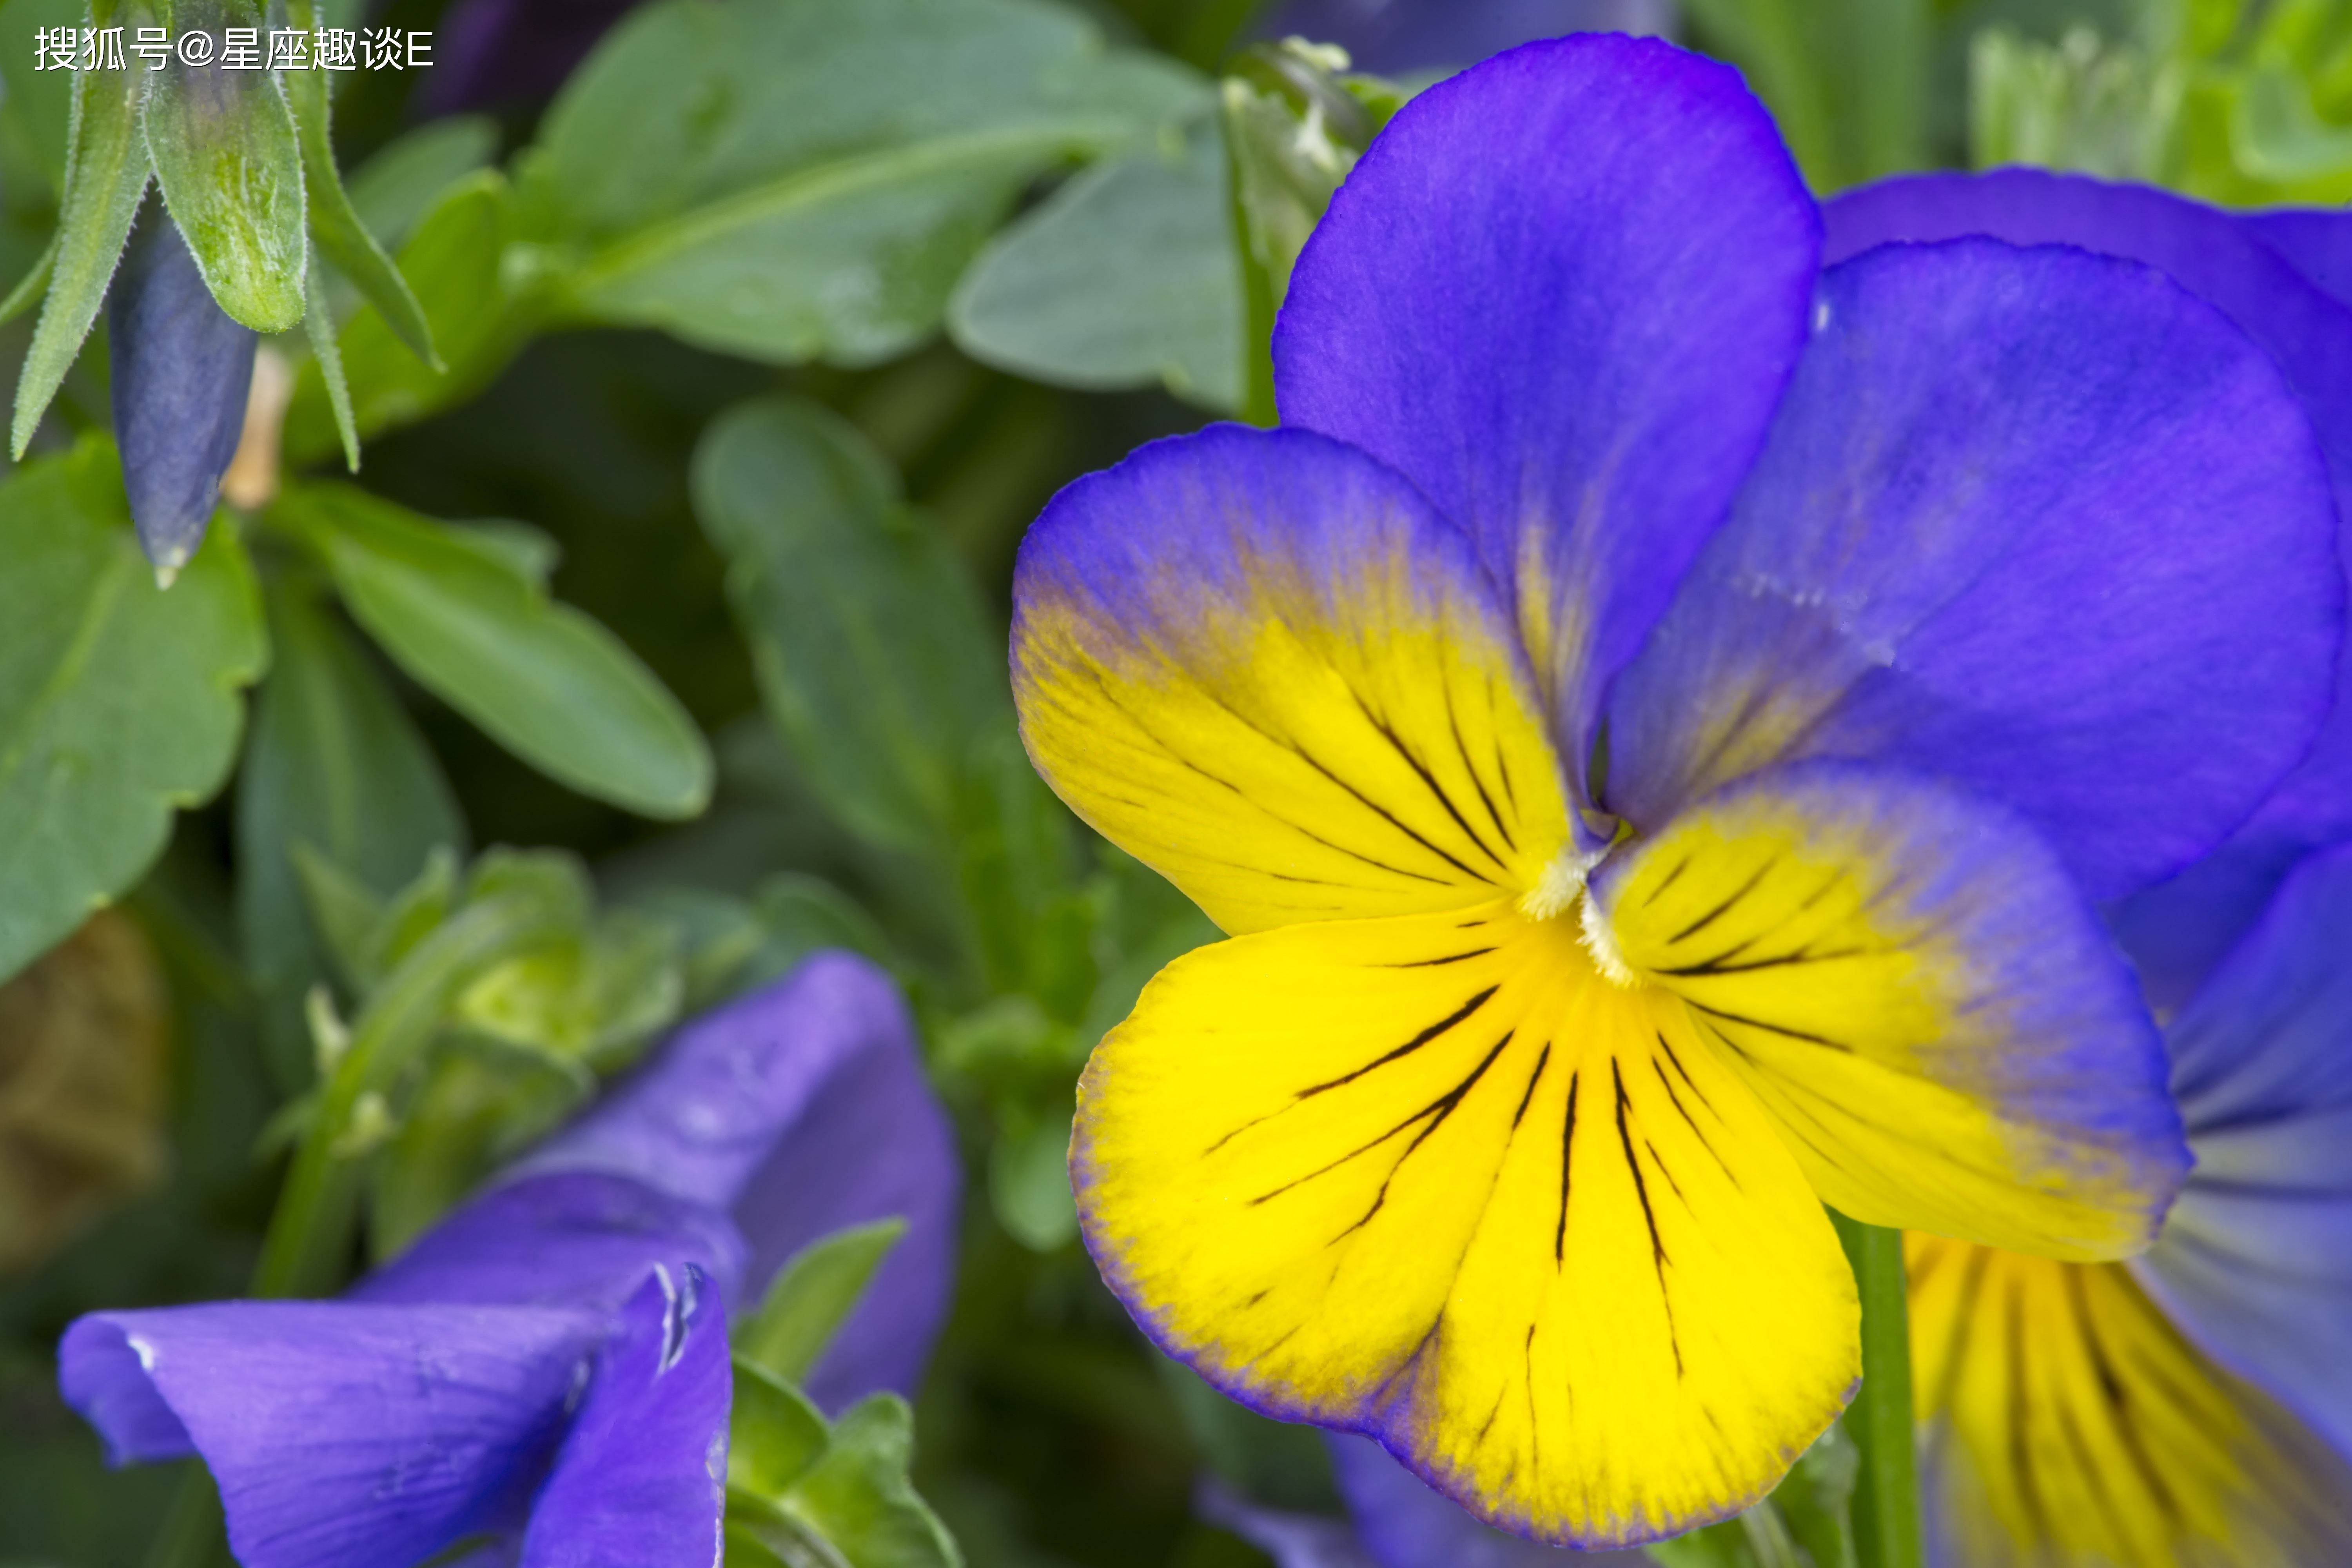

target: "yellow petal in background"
[1074,901,1855,1547]
[1595,763,2184,1261]
[1910,1234,2352,1568]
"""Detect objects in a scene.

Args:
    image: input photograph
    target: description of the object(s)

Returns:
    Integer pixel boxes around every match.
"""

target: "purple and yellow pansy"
[1008,34,2343,1550]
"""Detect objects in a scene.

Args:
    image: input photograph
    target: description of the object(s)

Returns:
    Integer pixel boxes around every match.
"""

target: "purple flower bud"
[107,203,256,581]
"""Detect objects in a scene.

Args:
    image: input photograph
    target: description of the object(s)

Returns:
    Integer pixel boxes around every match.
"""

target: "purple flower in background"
[58,953,959,1568]
[107,205,257,581]
[1823,171,2352,1020]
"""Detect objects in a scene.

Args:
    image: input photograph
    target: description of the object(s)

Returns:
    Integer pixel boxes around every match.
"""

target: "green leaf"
[1681,0,1932,191]
[0,230,58,326]
[737,873,893,991]
[0,0,82,197]
[283,171,535,465]
[735,1217,908,1387]
[272,483,712,819]
[987,1113,1075,1252]
[729,1359,832,1498]
[345,116,499,250]
[279,0,435,368]
[0,440,266,987]
[1779,1425,1863,1568]
[236,568,464,1089]
[774,1395,961,1568]
[691,396,1004,855]
[12,49,148,457]
[140,0,307,330]
[524,0,1206,366]
[303,251,360,472]
[949,121,1241,411]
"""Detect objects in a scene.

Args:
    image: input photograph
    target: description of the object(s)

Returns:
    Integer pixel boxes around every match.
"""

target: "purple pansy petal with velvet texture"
[1273,35,1818,778]
[519,1267,731,1568]
[2243,207,2352,307]
[353,1171,749,1313]
[59,1302,603,1568]
[1602,236,2341,900]
[1326,1435,1650,1568]
[517,953,958,1411]
[2139,841,2352,1461]
[1822,170,2352,1002]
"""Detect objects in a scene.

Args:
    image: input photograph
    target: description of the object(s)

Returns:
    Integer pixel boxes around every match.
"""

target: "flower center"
[1516,847,1638,989]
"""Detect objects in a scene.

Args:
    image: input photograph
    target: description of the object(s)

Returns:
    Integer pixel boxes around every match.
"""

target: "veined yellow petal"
[1910,1235,2352,1568]
[1074,901,1856,1548]
[1013,426,1571,936]
[1593,763,2185,1260]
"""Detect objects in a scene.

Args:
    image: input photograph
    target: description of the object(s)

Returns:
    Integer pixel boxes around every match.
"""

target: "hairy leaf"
[142,0,307,330]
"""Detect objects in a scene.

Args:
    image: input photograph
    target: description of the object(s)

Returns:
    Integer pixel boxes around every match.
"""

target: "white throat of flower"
[1517,846,1637,988]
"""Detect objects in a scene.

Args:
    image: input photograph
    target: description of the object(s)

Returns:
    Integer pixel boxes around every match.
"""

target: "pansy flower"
[1905,839,2352,1568]
[1009,34,2343,1550]
[57,953,958,1568]
[1826,169,2352,1568]
[1822,168,2352,1018]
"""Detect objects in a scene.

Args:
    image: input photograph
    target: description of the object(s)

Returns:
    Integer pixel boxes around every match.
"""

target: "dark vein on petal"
[1331,1032,1514,1238]
[1614,1060,1681,1376]
[1666,857,1779,944]
[1687,1002,1855,1055]
[1512,1044,1552,1130]
[1444,677,1517,854]
[1296,986,1501,1099]
[1554,1071,1580,1265]
[1383,947,1497,968]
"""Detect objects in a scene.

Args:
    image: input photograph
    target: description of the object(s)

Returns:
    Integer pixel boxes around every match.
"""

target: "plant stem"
[1830,1210,1923,1568]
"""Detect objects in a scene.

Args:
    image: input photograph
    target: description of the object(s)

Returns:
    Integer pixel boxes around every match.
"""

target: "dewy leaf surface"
[524,0,1205,366]
[0,442,266,986]
[273,483,711,820]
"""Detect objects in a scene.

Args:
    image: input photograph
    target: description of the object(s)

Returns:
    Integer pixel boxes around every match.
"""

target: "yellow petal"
[1910,1234,2352,1568]
[1013,427,1570,935]
[1074,901,1856,1547]
[1595,763,2185,1261]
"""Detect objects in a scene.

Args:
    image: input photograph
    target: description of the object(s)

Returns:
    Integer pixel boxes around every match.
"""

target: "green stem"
[1831,1211,1923,1568]
[1221,89,1281,428]
[139,1466,223,1568]
[251,892,563,1297]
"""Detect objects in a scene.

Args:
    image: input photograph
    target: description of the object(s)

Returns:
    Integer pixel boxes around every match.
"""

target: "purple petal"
[107,207,256,577]
[1823,170,2352,998]
[353,1171,748,1314]
[58,1301,601,1568]
[1273,35,1818,779]
[1326,1435,1648,1567]
[1602,236,2341,900]
[517,954,959,1410]
[519,1266,731,1568]
[2139,841,2352,1461]
[1194,1475,1379,1568]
